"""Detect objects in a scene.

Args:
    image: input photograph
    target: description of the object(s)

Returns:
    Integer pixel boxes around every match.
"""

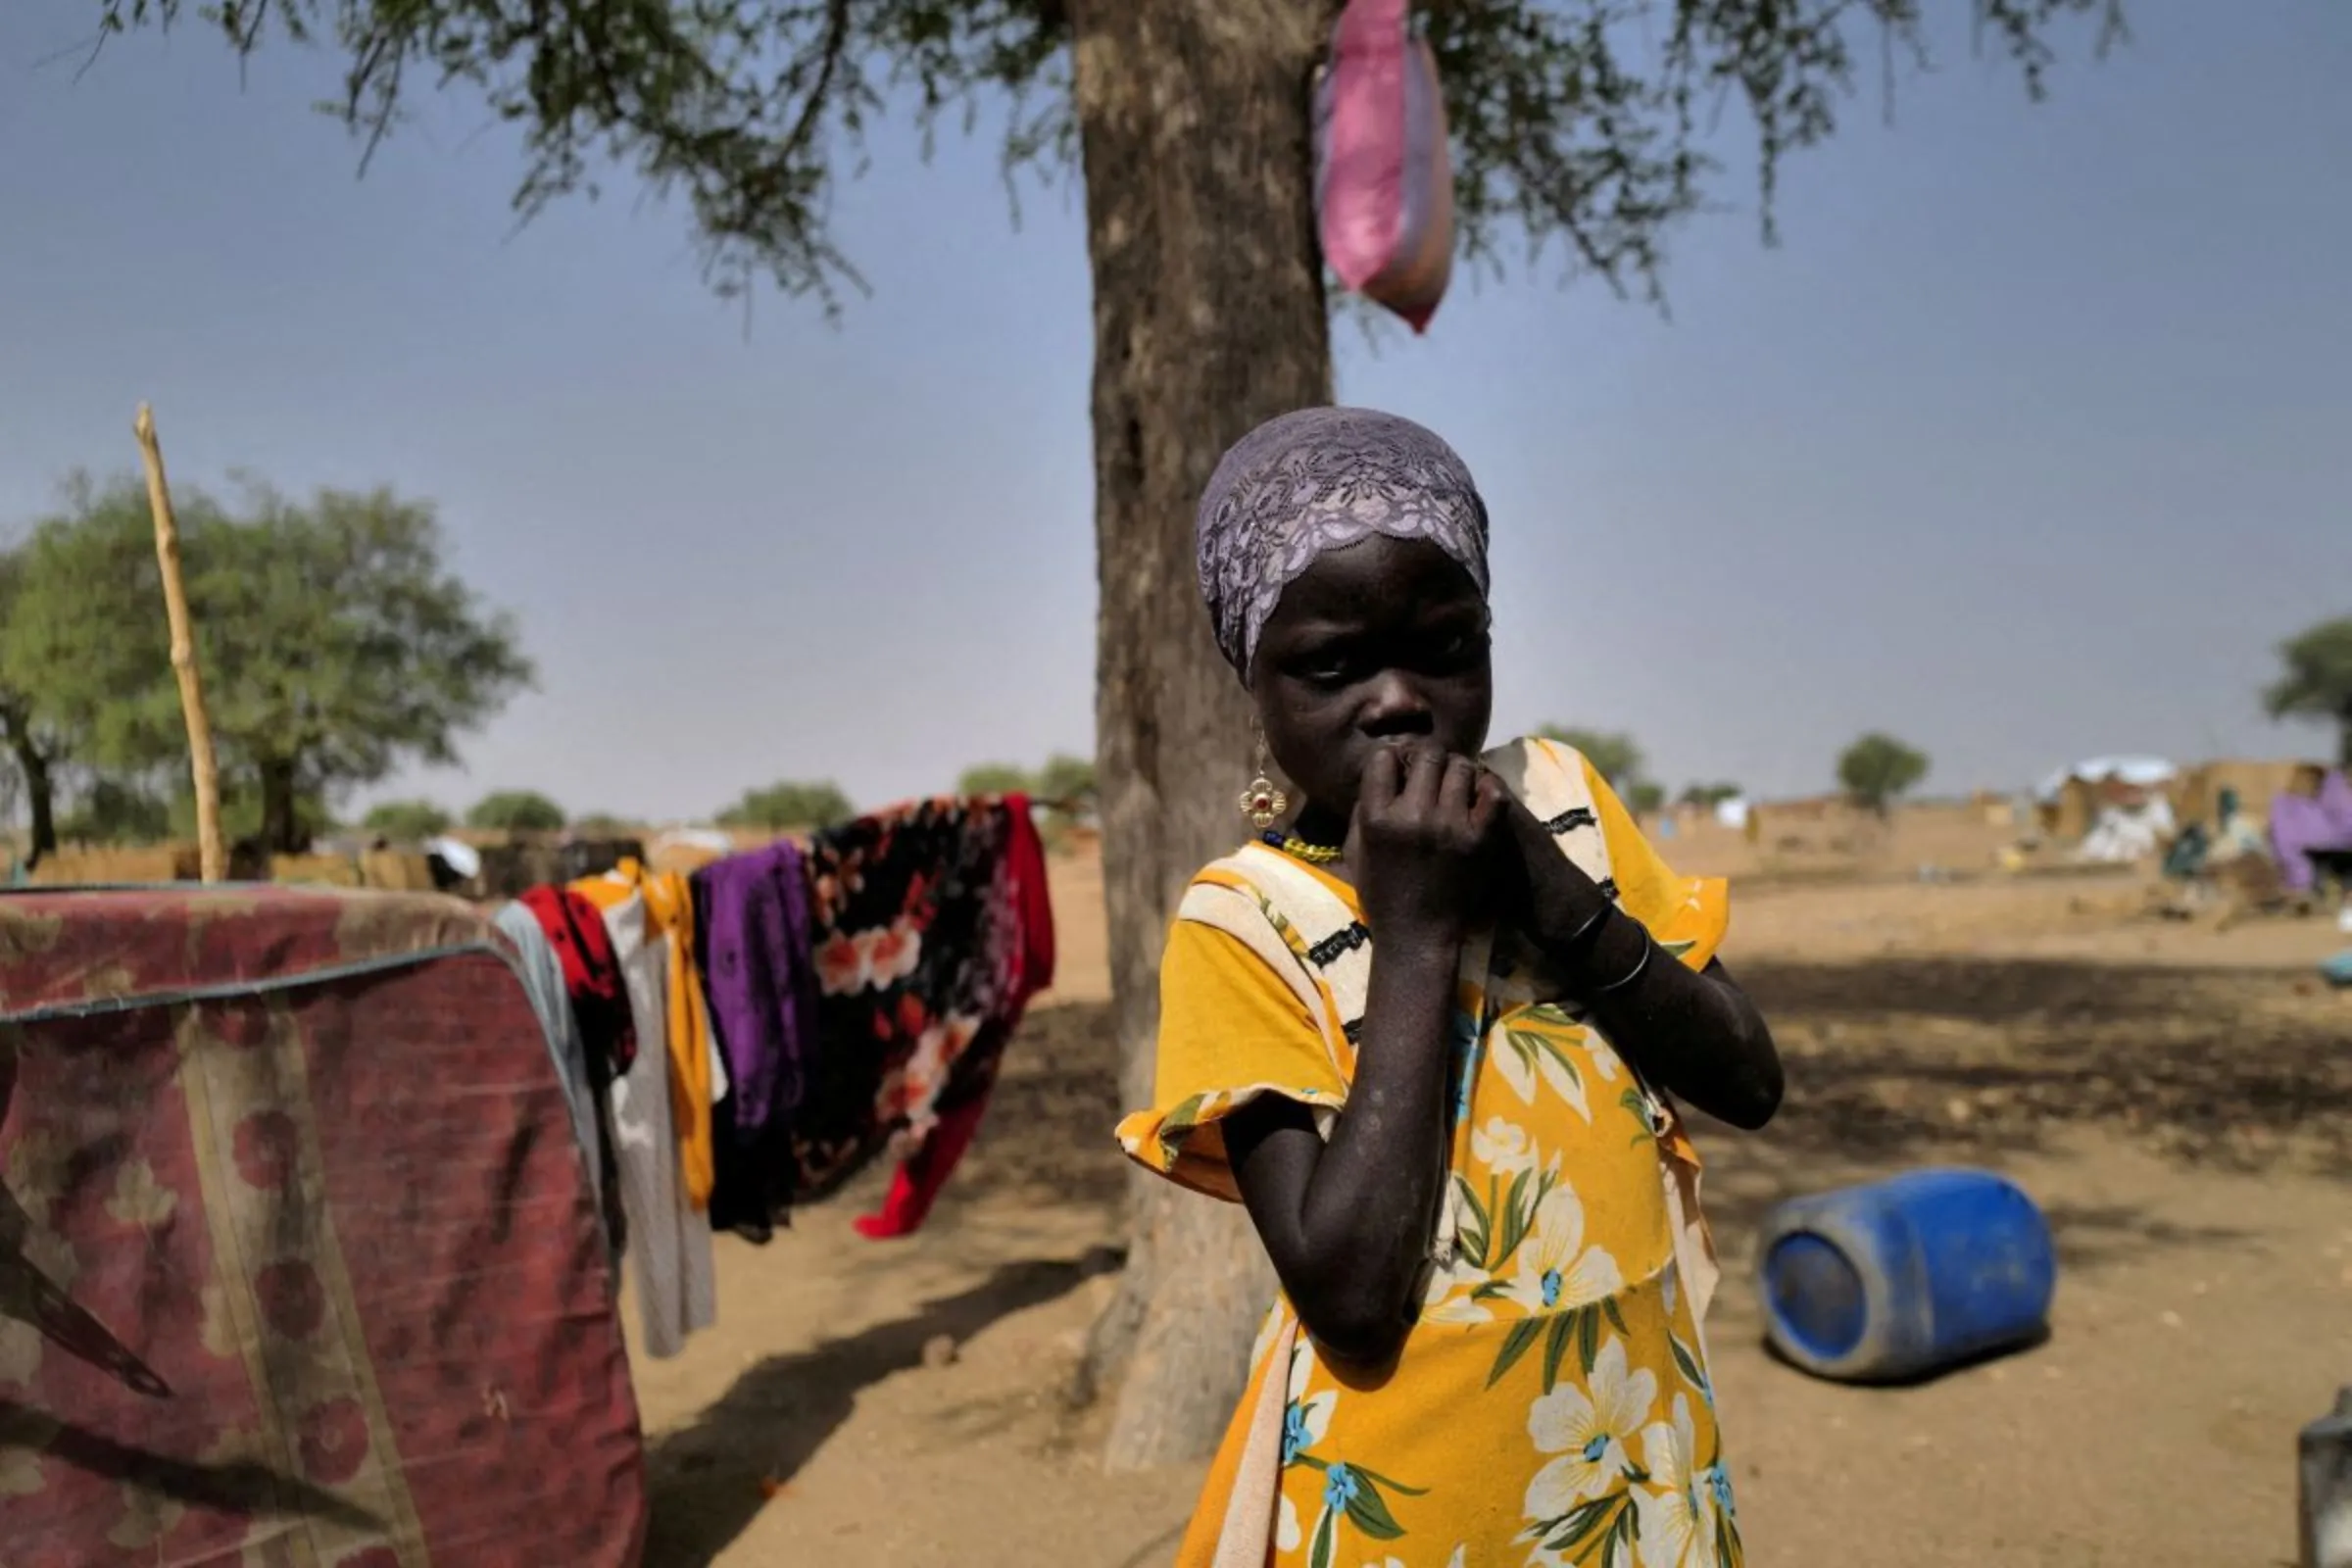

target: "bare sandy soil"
[622,850,2352,1567]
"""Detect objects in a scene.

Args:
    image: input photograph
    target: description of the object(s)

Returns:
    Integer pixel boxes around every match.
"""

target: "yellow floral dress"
[1118,739,1740,1568]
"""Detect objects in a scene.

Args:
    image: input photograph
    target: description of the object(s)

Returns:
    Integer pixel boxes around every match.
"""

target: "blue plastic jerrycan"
[1756,1167,2057,1384]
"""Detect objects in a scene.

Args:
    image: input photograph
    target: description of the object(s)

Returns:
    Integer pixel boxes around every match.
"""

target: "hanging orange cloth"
[571,857,720,1210]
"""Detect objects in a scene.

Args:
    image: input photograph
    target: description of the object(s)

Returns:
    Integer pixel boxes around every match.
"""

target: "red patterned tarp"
[0,886,647,1567]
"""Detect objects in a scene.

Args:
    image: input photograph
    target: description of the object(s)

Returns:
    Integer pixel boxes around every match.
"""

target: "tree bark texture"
[1068,0,1339,1470]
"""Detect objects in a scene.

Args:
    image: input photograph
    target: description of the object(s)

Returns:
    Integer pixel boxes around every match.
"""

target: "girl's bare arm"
[1222,934,1462,1365]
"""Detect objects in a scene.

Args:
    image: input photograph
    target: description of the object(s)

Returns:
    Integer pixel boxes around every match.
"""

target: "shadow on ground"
[642,1250,1122,1566]
[644,954,2345,1559]
[977,956,2349,1210]
[944,1002,1132,1211]
[972,957,2349,1261]
[1734,957,2349,1153]
[1693,956,2351,1259]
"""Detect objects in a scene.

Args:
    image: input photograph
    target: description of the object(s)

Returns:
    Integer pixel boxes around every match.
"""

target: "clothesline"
[494,791,1056,1359]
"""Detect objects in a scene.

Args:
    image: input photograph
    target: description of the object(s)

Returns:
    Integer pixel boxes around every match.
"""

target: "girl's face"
[1247,534,1494,825]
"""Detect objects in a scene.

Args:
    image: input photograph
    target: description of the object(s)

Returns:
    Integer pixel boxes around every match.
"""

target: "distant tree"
[44,771,333,850]
[3,489,248,860]
[1037,753,1101,834]
[1,476,532,856]
[959,757,1100,828]
[165,775,333,847]
[200,487,534,853]
[1537,726,1646,794]
[1627,780,1669,816]
[364,799,454,841]
[1679,782,1744,809]
[0,717,61,862]
[1838,733,1931,815]
[571,812,637,838]
[0,519,136,863]
[717,780,855,833]
[1038,753,1099,804]
[957,762,1035,798]
[467,790,566,833]
[0,696,62,864]
[2263,615,2352,767]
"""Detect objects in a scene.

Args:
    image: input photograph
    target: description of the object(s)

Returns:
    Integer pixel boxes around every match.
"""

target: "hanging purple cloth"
[2270,769,2352,893]
[690,840,818,1136]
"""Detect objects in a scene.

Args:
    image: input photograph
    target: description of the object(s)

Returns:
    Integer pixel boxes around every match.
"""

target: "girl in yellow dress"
[1118,408,1784,1568]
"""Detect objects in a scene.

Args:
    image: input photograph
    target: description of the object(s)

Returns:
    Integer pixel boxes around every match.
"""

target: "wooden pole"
[133,404,225,884]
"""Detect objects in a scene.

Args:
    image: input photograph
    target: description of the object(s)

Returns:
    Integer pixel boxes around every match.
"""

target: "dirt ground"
[623,849,2352,1567]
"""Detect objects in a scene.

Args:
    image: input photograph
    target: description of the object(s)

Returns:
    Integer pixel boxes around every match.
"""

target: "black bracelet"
[1588,931,1654,997]
[1553,900,1616,956]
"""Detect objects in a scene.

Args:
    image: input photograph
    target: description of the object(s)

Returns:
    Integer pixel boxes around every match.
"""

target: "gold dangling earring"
[1239,731,1289,830]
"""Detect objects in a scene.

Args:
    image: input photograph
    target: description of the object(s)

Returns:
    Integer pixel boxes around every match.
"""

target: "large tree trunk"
[1068,0,1338,1470]
[3,718,57,868]
[258,756,305,856]
[20,750,56,868]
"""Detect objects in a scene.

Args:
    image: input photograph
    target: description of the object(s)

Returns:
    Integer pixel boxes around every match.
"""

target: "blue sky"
[2,2,2345,823]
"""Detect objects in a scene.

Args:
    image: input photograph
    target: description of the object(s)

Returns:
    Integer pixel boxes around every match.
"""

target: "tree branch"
[1426,0,2126,302]
[85,0,2120,308]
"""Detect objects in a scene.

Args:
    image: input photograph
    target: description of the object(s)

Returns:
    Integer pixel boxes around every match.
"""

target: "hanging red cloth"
[519,884,639,1077]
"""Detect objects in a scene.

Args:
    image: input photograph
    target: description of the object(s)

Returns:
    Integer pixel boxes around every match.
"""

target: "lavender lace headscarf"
[1196,406,1491,676]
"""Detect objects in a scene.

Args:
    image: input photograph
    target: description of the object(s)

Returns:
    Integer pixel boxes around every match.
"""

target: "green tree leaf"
[466,790,565,833]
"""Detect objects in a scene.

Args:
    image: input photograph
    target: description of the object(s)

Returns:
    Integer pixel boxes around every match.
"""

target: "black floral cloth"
[789,797,1045,1209]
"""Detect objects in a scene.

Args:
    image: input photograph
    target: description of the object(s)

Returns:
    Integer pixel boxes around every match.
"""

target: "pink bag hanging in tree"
[1314,0,1456,332]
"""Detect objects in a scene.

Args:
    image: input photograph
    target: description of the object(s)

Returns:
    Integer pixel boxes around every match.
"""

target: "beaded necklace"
[1260,828,1342,866]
